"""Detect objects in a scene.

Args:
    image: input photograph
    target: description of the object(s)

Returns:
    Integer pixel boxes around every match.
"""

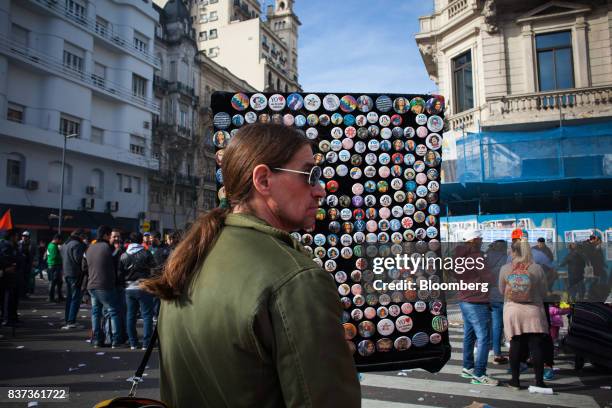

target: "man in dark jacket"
[560,243,586,301]
[0,229,20,326]
[82,225,123,348]
[119,232,156,349]
[61,229,87,329]
[18,231,34,299]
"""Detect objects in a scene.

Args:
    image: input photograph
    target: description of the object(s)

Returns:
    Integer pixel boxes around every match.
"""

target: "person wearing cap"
[60,229,87,329]
[18,231,35,298]
[142,232,152,251]
[454,229,498,386]
[143,124,360,408]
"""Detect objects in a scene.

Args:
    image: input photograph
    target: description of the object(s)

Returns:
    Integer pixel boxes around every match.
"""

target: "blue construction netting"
[442,120,612,184]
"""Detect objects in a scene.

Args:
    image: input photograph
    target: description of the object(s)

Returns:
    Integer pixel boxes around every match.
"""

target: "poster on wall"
[212,91,449,372]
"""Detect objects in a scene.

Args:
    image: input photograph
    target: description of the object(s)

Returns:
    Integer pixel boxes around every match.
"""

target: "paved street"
[1,279,611,408]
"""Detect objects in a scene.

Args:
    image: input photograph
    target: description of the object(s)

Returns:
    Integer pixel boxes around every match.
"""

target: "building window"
[11,24,28,47]
[90,169,104,198]
[93,62,106,87]
[536,31,574,91]
[134,31,149,53]
[7,102,24,123]
[209,47,219,57]
[199,31,207,41]
[60,114,80,137]
[132,74,146,98]
[210,0,218,3]
[276,78,281,91]
[151,189,160,204]
[117,173,139,193]
[130,134,146,156]
[63,43,84,72]
[209,29,218,39]
[199,14,208,23]
[95,16,109,36]
[180,108,188,127]
[268,71,272,88]
[65,0,86,20]
[6,153,25,188]
[49,161,72,194]
[91,127,104,144]
[452,50,474,114]
[209,11,218,21]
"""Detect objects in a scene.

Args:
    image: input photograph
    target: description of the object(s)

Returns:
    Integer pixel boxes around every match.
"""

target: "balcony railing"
[497,86,612,115]
[152,170,200,187]
[417,0,477,35]
[28,0,160,68]
[447,0,469,19]
[448,107,478,131]
[0,35,159,113]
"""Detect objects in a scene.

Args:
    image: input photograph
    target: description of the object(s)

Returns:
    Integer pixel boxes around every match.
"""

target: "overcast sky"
[288,0,437,94]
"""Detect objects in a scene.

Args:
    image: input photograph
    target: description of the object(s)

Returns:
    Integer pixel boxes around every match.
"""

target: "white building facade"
[0,0,160,234]
[189,0,300,92]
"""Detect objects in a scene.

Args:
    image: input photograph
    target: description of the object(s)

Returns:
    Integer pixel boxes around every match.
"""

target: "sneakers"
[471,375,499,386]
[61,323,78,330]
[461,367,474,379]
[543,367,554,380]
[505,381,521,391]
[493,355,509,365]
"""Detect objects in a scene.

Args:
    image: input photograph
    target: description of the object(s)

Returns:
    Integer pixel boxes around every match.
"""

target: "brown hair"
[142,123,311,300]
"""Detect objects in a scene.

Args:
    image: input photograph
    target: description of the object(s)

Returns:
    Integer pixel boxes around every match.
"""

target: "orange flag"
[0,209,14,230]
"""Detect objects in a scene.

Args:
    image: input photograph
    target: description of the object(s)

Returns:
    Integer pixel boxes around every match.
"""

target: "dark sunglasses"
[273,166,322,186]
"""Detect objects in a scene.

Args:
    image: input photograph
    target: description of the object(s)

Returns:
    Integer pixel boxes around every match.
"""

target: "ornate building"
[189,0,301,92]
[151,0,203,233]
[415,0,612,239]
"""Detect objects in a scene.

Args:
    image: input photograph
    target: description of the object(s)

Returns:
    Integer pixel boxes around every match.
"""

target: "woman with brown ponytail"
[143,123,361,408]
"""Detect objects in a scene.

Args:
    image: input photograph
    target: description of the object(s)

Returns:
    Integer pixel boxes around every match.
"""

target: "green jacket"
[159,213,360,408]
[46,242,62,267]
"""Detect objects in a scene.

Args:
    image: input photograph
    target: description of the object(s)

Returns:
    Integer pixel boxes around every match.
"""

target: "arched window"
[6,152,25,188]
[268,71,273,89]
[276,78,280,91]
[48,161,72,194]
[90,169,104,198]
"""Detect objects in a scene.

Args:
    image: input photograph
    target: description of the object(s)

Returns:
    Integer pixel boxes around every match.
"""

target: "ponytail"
[511,237,534,265]
[142,207,231,300]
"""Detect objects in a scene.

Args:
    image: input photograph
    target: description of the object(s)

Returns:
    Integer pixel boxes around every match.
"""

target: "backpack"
[505,262,533,303]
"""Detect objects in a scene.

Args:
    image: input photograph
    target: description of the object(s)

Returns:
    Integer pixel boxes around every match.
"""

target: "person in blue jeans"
[89,288,122,347]
[119,232,156,350]
[485,240,509,364]
[61,230,87,329]
[454,230,498,386]
[82,225,124,348]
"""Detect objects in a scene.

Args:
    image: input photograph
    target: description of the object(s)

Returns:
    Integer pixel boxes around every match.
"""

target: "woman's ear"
[252,164,273,196]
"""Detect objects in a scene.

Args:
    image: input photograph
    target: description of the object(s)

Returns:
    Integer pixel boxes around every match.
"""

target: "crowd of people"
[0,227,180,350]
[454,229,609,392]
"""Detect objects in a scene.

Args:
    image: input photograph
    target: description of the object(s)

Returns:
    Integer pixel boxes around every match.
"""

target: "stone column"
[521,22,536,93]
[573,15,590,88]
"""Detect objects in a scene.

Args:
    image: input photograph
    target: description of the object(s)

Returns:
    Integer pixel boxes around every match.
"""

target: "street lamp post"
[58,133,78,235]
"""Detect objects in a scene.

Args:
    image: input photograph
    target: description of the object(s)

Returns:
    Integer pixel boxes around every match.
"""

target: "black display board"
[212,91,450,373]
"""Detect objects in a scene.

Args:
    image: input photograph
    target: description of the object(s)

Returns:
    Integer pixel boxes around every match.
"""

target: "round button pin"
[357,95,374,112]
[294,115,306,127]
[358,321,376,338]
[231,92,250,111]
[287,93,304,110]
[430,333,442,345]
[323,94,340,111]
[268,94,286,111]
[394,336,412,351]
[393,97,409,114]
[427,115,444,133]
[410,97,426,114]
[401,302,413,315]
[414,300,427,312]
[249,93,267,111]
[340,95,357,113]
[213,130,230,148]
[375,95,392,112]
[395,315,413,333]
[376,338,393,352]
[377,318,395,336]
[304,94,321,111]
[412,332,429,347]
[344,114,356,126]
[366,111,379,124]
[357,339,375,357]
[426,97,444,115]
[319,114,330,126]
[213,112,231,130]
[432,315,448,332]
[343,323,357,340]
[283,113,295,126]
